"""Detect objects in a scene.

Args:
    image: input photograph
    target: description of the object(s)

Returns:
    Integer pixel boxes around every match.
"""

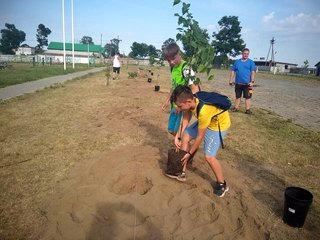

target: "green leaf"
[174,13,180,17]
[182,3,190,15]
[198,64,206,73]
[190,41,197,49]
[173,0,181,6]
[178,16,184,25]
[176,33,182,41]
[208,74,214,80]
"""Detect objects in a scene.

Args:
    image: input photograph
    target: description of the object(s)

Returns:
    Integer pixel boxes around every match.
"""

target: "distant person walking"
[111,53,122,80]
[229,48,256,114]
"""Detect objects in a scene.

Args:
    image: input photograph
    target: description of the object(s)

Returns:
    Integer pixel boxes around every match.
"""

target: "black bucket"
[283,186,313,228]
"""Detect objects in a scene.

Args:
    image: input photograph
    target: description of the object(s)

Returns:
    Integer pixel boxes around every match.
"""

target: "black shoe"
[230,107,239,112]
[245,109,253,114]
[214,181,229,197]
[165,172,186,182]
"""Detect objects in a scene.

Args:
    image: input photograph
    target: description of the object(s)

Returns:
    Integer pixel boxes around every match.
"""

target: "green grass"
[0,63,105,88]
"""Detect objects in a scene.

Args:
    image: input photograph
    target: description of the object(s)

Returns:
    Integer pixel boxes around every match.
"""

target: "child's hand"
[181,153,190,167]
[161,102,167,111]
[174,136,181,149]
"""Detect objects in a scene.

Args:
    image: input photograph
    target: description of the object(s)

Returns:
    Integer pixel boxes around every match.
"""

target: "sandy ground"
[33,68,319,240]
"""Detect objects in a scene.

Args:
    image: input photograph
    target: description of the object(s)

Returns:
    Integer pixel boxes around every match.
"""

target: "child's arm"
[161,88,173,111]
[180,127,206,166]
[174,110,191,148]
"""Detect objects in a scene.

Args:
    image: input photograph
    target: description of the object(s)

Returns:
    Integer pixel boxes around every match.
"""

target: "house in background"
[15,44,35,55]
[254,60,298,73]
[315,62,320,76]
[44,42,104,64]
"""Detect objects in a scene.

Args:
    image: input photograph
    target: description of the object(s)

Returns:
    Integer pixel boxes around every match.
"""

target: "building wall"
[15,47,35,55]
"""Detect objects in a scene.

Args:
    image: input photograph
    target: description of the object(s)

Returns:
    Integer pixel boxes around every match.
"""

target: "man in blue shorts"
[165,85,231,198]
[229,48,255,114]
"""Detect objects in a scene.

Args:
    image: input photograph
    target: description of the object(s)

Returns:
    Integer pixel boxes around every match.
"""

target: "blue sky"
[1,0,319,66]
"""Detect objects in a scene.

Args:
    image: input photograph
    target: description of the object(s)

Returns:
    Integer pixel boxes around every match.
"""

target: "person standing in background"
[229,48,255,114]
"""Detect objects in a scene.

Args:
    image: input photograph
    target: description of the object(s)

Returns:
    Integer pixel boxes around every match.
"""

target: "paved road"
[0,67,105,100]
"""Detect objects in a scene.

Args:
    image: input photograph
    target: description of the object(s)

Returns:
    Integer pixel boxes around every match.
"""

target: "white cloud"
[262,12,275,23]
[262,12,320,34]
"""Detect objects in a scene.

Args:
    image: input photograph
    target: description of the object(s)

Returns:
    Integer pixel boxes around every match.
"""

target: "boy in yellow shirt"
[166,85,230,197]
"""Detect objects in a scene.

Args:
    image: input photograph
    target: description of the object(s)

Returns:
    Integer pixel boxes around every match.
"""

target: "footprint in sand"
[110,174,153,195]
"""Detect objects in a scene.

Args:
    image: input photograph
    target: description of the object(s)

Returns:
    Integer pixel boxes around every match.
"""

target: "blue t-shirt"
[231,59,255,84]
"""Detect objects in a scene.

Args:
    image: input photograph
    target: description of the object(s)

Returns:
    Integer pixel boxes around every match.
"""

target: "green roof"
[48,42,103,53]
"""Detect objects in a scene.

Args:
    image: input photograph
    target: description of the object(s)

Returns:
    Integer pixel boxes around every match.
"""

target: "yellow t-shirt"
[191,98,231,131]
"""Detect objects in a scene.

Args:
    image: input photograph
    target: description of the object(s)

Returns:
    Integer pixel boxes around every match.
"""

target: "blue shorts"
[168,107,183,133]
[185,121,227,156]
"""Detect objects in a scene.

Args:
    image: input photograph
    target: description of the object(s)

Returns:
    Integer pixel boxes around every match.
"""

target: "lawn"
[0,63,106,88]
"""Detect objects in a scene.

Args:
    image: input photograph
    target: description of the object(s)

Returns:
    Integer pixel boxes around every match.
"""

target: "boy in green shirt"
[161,43,199,136]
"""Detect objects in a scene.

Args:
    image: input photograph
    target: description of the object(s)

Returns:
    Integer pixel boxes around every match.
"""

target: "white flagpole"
[62,0,66,70]
[71,0,75,69]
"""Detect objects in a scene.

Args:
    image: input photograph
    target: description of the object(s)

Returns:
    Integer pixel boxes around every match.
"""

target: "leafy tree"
[174,0,214,82]
[36,24,51,53]
[212,16,246,63]
[161,38,176,51]
[104,38,121,58]
[303,60,309,68]
[129,42,149,59]
[80,36,94,44]
[0,23,26,54]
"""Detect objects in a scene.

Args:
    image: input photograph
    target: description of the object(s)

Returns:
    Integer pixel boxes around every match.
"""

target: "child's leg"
[205,155,224,183]
[182,121,198,172]
[203,129,228,182]
[168,107,182,136]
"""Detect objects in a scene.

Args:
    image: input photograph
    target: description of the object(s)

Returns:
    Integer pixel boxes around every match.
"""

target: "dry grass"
[0,65,319,239]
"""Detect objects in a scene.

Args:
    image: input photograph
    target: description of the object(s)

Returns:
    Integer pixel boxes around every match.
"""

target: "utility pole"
[265,37,275,69]
[100,33,102,64]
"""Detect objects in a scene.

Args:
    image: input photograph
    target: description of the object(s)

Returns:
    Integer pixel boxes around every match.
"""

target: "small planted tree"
[173,0,215,83]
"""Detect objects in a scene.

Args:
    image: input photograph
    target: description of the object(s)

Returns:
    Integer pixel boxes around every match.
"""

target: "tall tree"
[212,16,246,61]
[0,23,26,54]
[36,24,51,53]
[129,42,149,59]
[80,36,94,44]
[161,38,176,51]
[110,38,121,54]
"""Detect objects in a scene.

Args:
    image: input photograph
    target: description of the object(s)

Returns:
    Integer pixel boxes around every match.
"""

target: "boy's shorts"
[168,107,182,134]
[235,84,251,99]
[185,121,227,157]
[113,67,120,73]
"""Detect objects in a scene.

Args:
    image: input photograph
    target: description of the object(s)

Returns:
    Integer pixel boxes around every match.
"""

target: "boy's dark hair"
[172,85,193,103]
[242,48,250,52]
[163,42,180,60]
